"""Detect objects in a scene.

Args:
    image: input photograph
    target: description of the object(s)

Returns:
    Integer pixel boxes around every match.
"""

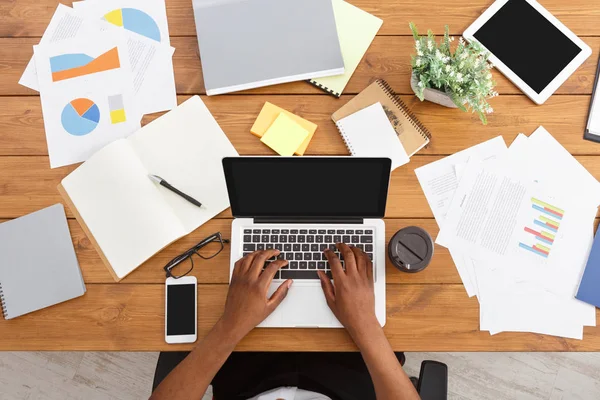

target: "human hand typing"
[219,249,293,341]
[318,243,379,340]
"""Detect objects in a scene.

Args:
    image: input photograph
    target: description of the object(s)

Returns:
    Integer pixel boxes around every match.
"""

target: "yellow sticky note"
[260,113,309,156]
[110,109,127,124]
[251,102,317,155]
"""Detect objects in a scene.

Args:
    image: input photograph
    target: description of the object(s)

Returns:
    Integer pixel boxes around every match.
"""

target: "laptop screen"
[223,157,391,218]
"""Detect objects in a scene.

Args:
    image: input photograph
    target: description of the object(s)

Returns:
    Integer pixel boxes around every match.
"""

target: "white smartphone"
[165,276,197,344]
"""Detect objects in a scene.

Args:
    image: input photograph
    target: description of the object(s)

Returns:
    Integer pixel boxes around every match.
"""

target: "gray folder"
[193,0,344,95]
[0,204,86,319]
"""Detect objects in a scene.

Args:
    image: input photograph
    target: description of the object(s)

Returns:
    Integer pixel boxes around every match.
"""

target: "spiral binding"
[376,79,432,141]
[307,79,341,98]
[0,282,7,319]
[335,121,356,155]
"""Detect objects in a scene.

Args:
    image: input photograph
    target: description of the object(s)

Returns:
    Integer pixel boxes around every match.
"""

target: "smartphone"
[165,276,197,344]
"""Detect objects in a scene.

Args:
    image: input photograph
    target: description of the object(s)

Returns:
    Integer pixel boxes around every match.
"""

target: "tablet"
[464,0,591,104]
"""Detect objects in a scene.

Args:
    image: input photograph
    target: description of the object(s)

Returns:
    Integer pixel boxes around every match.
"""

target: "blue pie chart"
[61,98,100,136]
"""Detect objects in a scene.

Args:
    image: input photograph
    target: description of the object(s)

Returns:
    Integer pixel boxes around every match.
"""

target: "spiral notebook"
[0,204,86,320]
[335,102,409,170]
[332,79,431,156]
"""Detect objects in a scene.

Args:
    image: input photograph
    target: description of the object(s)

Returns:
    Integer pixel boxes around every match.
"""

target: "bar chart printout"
[519,198,564,259]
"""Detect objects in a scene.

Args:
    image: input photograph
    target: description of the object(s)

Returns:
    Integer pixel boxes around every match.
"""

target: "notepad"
[251,102,317,155]
[0,204,86,320]
[308,0,382,97]
[335,102,409,170]
[260,113,309,156]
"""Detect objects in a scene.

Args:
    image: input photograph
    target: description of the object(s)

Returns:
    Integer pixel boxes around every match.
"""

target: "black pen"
[148,175,203,208]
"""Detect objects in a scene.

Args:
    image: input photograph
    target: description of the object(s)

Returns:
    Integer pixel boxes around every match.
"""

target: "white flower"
[416,58,422,67]
[456,73,463,82]
[417,50,423,56]
[450,36,455,42]
[415,40,421,49]
[460,52,469,60]
[445,65,451,72]
[427,40,433,51]
[486,107,494,114]
[435,49,443,59]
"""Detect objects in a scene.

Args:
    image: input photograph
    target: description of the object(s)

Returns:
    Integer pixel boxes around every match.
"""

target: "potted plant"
[409,23,497,124]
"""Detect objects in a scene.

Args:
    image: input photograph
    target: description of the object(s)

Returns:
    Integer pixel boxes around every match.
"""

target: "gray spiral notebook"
[0,204,86,320]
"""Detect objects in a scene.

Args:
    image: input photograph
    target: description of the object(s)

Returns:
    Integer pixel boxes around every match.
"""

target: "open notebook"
[59,96,238,281]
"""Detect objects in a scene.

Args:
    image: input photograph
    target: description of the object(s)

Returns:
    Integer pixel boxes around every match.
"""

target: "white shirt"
[247,386,331,400]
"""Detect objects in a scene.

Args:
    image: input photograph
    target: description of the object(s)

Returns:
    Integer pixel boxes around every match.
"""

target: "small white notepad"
[335,102,409,170]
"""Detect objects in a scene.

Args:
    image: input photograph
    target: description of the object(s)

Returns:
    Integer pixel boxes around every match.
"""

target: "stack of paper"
[251,102,318,156]
[416,127,600,339]
[19,1,177,168]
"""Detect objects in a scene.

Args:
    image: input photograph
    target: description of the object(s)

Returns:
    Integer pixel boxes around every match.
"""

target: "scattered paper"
[19,4,99,91]
[34,32,141,168]
[417,127,600,339]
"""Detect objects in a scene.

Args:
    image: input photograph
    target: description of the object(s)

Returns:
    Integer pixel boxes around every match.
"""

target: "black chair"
[412,360,449,400]
[153,352,448,399]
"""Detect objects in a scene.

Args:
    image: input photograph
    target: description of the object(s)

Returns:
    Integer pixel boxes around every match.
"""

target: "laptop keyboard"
[241,228,374,280]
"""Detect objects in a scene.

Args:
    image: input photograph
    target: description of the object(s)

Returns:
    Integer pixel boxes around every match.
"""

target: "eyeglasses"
[164,232,230,279]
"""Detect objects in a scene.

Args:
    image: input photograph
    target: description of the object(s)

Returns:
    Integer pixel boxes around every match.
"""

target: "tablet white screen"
[472,0,582,94]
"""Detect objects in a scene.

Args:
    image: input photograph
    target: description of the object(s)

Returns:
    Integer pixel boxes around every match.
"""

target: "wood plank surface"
[2,0,600,352]
[0,95,597,158]
[2,37,599,97]
[18,218,460,285]
[2,0,600,37]
[2,154,600,220]
[1,283,599,352]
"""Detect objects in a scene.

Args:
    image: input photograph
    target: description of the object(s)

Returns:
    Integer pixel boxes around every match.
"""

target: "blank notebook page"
[335,102,409,170]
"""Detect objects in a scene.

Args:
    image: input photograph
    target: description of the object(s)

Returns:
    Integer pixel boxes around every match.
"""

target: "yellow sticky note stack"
[260,113,309,156]
[251,102,317,155]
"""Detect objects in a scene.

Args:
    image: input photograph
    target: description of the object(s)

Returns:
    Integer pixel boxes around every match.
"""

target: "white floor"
[1,352,599,399]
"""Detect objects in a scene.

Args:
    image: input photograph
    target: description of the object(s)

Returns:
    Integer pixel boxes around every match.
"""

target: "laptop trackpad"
[281,285,336,327]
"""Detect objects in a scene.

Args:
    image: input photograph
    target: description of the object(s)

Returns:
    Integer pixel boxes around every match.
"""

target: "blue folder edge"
[576,229,600,308]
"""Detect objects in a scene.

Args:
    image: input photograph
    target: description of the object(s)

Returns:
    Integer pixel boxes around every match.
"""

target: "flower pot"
[411,72,459,108]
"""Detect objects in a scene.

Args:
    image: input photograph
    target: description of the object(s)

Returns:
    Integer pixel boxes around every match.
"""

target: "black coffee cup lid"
[388,226,434,273]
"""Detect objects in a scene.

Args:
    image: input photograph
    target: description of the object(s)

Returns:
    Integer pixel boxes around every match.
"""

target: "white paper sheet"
[73,0,171,45]
[34,31,141,168]
[19,4,100,91]
[20,3,176,115]
[414,136,507,297]
[73,0,177,114]
[476,262,587,339]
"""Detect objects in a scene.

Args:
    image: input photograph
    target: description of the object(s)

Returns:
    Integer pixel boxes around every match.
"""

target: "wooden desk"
[1,0,600,352]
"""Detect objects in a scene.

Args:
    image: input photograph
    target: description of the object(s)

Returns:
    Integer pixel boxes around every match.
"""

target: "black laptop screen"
[223,158,391,218]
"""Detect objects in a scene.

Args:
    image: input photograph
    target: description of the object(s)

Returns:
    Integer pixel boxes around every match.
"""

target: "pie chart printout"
[103,8,161,42]
[61,98,100,136]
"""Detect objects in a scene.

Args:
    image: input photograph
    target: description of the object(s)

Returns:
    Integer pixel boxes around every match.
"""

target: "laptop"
[223,157,391,328]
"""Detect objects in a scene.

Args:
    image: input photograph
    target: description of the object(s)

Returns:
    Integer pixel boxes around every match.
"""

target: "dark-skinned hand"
[317,243,378,338]
[219,249,293,339]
